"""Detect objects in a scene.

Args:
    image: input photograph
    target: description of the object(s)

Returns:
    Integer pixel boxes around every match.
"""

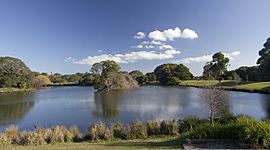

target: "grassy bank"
[0,88,34,93]
[0,136,182,150]
[179,80,270,93]
[0,116,269,149]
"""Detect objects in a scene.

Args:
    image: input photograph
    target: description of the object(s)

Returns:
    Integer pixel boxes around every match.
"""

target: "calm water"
[0,86,269,131]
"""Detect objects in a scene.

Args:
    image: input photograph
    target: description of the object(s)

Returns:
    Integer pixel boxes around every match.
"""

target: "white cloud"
[176,55,212,64]
[159,44,174,50]
[73,49,180,65]
[65,57,75,62]
[134,32,145,39]
[150,40,163,45]
[181,28,198,39]
[231,51,240,56]
[148,27,198,41]
[134,40,174,50]
[131,44,154,49]
[97,50,103,53]
[148,30,167,41]
[175,51,240,64]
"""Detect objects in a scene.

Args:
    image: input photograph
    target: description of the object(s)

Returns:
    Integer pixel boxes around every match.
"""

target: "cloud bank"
[148,27,198,41]
[71,27,198,66]
[73,49,180,65]
[174,51,241,64]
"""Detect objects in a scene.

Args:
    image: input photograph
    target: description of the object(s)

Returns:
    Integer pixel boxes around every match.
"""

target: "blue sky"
[0,0,269,75]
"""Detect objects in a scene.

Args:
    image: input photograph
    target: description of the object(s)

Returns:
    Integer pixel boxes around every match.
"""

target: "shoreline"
[177,80,270,94]
[1,80,270,94]
[0,88,34,93]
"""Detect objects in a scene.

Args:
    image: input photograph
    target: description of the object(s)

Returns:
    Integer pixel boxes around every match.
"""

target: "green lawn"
[180,80,270,93]
[0,136,184,150]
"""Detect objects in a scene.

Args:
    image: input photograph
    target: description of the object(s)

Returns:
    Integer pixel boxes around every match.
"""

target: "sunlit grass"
[0,136,183,150]
[180,80,270,93]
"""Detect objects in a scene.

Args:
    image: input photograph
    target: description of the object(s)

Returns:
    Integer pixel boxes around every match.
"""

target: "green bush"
[189,123,244,140]
[167,77,181,85]
[110,123,128,139]
[128,122,147,139]
[217,112,236,124]
[146,120,160,136]
[160,120,178,135]
[85,122,112,141]
[236,116,270,148]
[179,117,205,133]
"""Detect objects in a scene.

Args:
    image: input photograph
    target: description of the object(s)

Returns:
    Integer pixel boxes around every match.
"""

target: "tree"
[91,60,120,76]
[174,64,193,80]
[154,63,193,85]
[78,73,97,86]
[129,70,144,80]
[203,52,229,80]
[200,85,227,125]
[167,77,181,85]
[154,64,178,84]
[136,75,149,85]
[223,70,241,80]
[49,73,65,83]
[0,57,34,88]
[235,66,262,81]
[90,61,138,91]
[257,37,270,81]
[146,72,157,82]
[33,75,51,87]
[97,72,138,91]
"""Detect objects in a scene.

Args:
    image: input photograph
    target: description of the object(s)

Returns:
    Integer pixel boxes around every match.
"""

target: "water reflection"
[0,92,35,127]
[261,94,270,119]
[0,86,269,131]
[92,90,125,118]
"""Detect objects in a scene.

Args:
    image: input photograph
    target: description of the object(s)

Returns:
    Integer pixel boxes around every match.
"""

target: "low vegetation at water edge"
[0,116,269,148]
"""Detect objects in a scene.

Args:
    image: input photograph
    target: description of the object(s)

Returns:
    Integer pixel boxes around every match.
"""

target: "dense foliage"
[257,37,270,81]
[33,75,51,87]
[0,57,34,88]
[154,63,193,85]
[203,52,229,80]
[90,60,138,91]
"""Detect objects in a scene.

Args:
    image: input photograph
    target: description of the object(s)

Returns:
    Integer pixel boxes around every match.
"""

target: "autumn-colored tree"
[33,75,51,87]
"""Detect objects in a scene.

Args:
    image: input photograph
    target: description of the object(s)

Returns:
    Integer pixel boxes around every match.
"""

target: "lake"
[0,86,269,131]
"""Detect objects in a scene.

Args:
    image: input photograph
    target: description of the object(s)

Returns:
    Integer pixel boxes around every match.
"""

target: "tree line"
[1,37,269,89]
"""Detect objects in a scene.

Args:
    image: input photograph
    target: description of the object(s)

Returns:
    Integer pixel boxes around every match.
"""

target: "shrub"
[45,125,72,144]
[179,117,205,133]
[236,116,270,148]
[19,131,46,146]
[146,120,160,136]
[69,126,82,142]
[5,126,20,144]
[217,112,236,124]
[188,123,244,140]
[128,122,147,139]
[160,120,178,135]
[85,122,112,141]
[0,133,11,145]
[110,123,128,139]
